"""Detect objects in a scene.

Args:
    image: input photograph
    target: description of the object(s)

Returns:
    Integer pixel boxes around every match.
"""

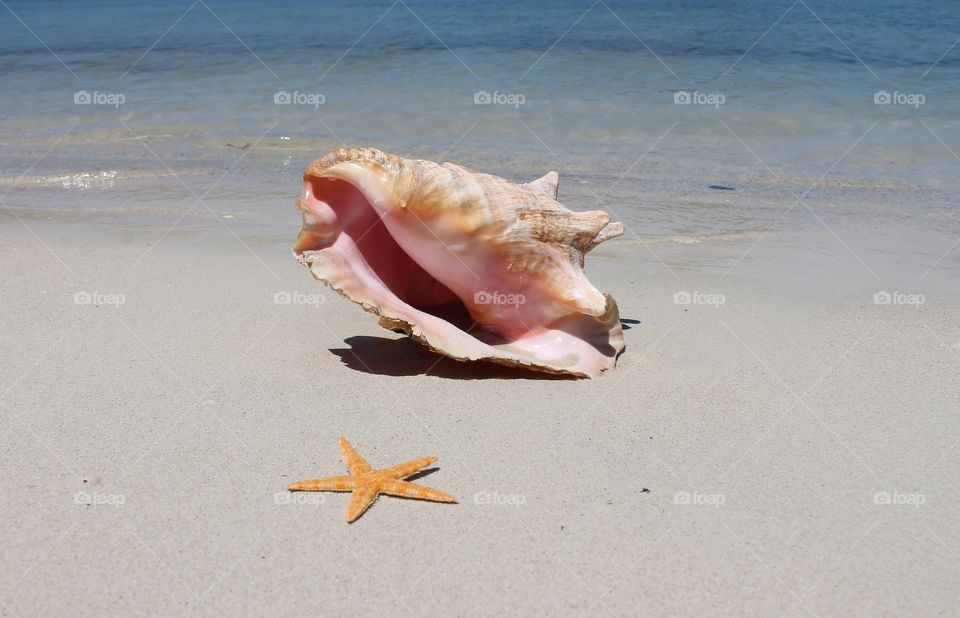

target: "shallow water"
[3,0,958,169]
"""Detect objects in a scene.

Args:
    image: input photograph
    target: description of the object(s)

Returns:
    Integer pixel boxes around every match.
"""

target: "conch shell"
[293,147,625,378]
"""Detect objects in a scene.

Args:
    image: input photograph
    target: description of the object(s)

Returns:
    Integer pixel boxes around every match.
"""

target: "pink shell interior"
[295,172,624,377]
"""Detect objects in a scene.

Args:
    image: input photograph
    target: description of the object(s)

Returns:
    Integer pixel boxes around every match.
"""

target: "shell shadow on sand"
[329,336,575,380]
[329,316,639,380]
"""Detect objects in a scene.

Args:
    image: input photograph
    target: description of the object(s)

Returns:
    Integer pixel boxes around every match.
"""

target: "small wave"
[618,230,792,245]
[0,171,118,190]
[0,169,189,190]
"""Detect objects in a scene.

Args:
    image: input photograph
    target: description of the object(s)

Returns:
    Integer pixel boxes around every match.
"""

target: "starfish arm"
[380,480,457,503]
[385,456,437,480]
[339,436,374,475]
[346,482,380,523]
[288,475,357,492]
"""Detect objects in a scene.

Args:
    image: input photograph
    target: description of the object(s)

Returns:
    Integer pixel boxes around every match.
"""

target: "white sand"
[1,214,958,616]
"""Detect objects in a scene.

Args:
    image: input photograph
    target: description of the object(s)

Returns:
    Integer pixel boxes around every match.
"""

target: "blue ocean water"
[2,0,957,148]
[1,0,958,236]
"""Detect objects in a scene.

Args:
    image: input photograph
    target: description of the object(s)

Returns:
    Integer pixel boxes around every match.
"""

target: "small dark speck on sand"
[641,488,650,493]
[227,142,251,150]
[709,184,735,191]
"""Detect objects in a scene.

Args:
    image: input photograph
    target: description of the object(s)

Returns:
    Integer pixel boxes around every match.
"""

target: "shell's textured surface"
[293,147,625,377]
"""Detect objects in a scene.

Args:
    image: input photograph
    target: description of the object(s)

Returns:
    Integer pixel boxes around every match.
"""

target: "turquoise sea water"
[1,0,958,261]
[2,0,958,163]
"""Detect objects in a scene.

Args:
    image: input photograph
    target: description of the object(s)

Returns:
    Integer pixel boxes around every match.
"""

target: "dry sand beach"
[2,147,959,615]
[3,0,960,615]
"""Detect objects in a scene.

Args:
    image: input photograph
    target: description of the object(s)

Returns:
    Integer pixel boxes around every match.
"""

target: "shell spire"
[525,171,559,199]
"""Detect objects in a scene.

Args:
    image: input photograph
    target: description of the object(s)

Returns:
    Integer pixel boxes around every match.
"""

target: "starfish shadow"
[406,467,439,482]
[329,335,576,380]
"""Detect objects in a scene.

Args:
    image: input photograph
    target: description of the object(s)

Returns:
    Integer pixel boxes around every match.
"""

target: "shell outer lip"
[295,250,624,378]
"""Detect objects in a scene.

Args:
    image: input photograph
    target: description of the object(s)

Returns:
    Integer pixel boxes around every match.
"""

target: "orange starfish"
[287,436,457,523]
